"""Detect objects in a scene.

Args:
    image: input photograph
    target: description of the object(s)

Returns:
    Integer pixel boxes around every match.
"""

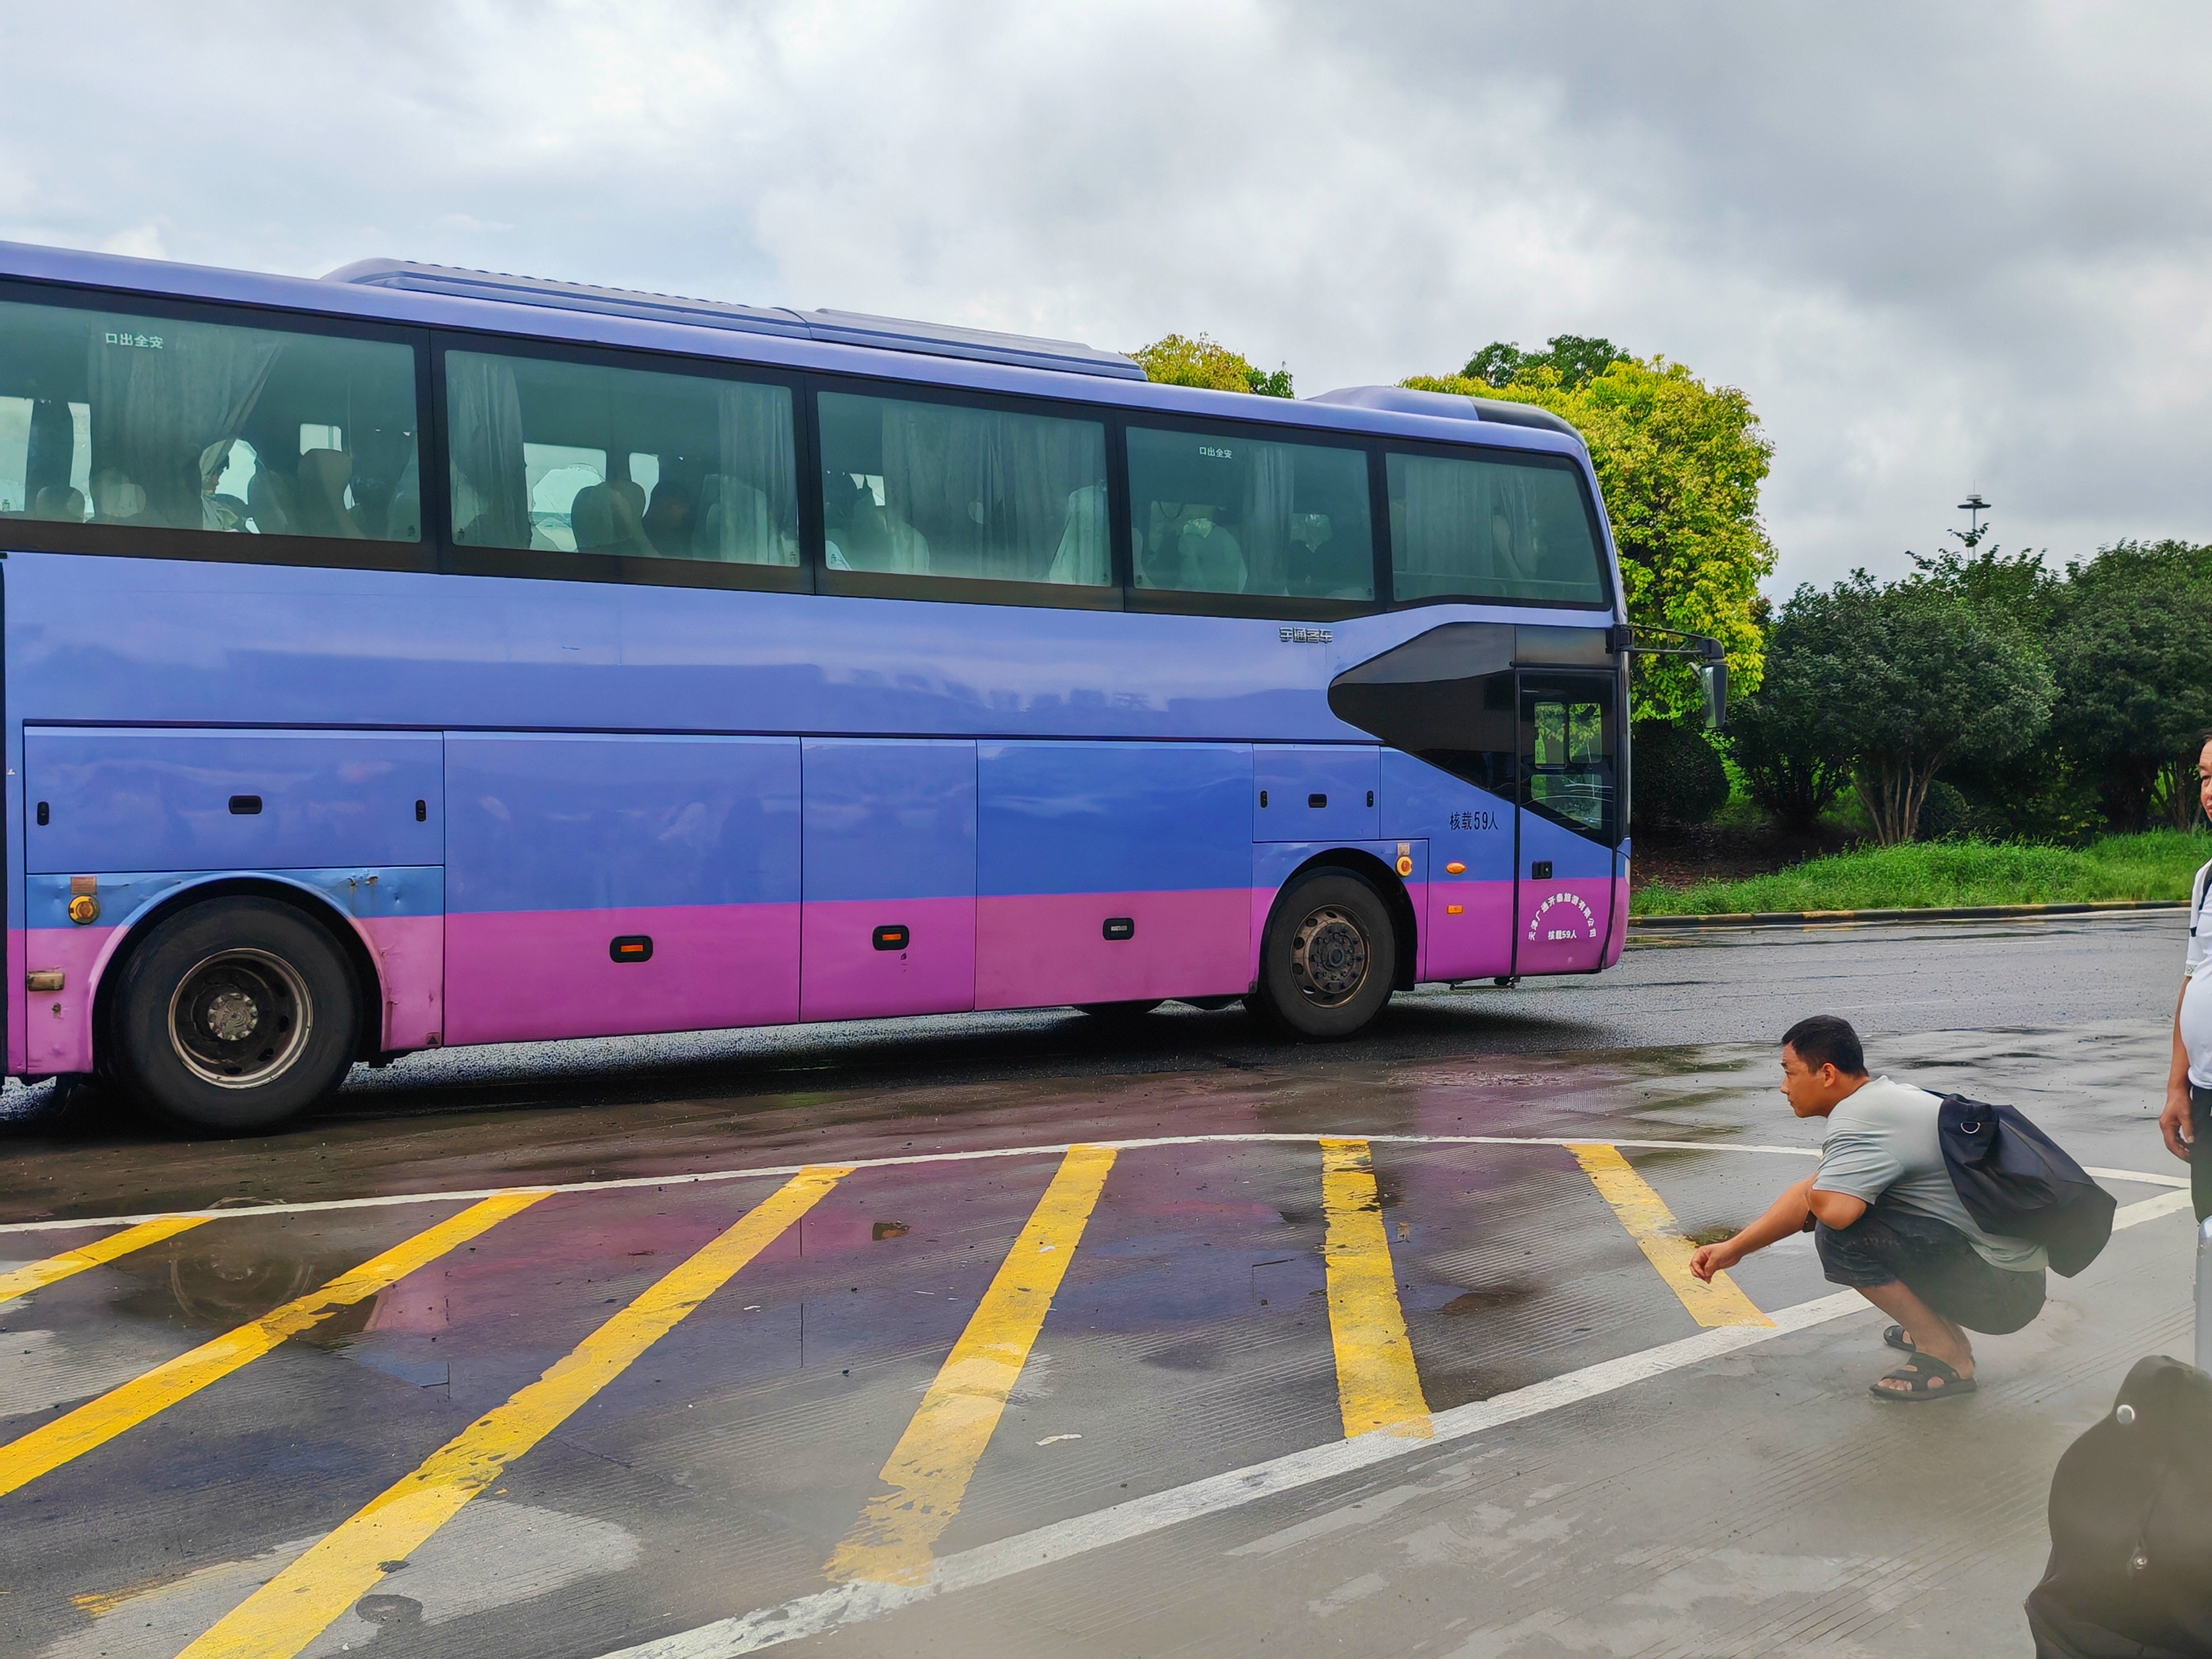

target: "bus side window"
[0,297,418,542]
[815,390,1109,589]
[1387,449,1609,606]
[444,349,798,568]
[1125,425,1373,603]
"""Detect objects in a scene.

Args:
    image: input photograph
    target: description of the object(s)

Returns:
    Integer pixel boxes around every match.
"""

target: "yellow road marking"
[1568,1143,1773,1328]
[0,1215,209,1304]
[1319,1138,1432,1440]
[173,1166,849,1659]
[827,1144,1118,1587]
[0,1191,547,1498]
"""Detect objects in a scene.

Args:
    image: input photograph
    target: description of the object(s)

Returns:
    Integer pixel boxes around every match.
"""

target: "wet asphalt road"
[0,914,2197,1658]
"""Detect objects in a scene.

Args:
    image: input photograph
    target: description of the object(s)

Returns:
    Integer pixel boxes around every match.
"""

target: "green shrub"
[1633,829,2208,915]
[1631,719,1730,832]
[1915,780,1983,840]
[1949,754,2106,845]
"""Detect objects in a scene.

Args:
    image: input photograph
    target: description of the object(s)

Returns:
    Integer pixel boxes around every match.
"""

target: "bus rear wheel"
[108,897,360,1133]
[1255,871,1396,1040]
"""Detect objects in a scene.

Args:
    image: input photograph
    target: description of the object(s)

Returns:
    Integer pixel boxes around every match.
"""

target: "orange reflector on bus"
[610,935,653,963]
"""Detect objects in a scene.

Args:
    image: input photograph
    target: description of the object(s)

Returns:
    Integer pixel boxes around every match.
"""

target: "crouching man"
[1689,1015,2047,1401]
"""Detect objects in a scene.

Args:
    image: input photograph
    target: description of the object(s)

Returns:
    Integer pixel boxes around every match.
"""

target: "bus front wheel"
[1255,871,1396,1040]
[108,897,360,1133]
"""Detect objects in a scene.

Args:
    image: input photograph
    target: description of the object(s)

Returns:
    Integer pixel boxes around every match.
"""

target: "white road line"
[0,1136,2182,1236]
[2085,1165,2188,1190]
[593,1185,2195,1658]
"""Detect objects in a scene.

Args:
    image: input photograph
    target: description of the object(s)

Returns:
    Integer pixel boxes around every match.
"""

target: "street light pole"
[1956,493,1990,547]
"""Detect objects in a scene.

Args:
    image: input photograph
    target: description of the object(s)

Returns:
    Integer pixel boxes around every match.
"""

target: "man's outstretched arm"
[1689,1175,1868,1282]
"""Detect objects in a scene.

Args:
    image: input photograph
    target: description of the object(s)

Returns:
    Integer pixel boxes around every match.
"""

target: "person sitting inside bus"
[31,484,86,521]
[570,478,655,556]
[197,439,249,534]
[90,468,146,523]
[294,449,366,539]
[1141,499,1244,593]
[696,473,786,565]
[824,473,927,573]
[1689,1014,2046,1401]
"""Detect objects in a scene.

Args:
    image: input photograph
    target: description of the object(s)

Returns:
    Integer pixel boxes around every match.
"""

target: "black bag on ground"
[1938,1094,2116,1276]
[2027,1355,2212,1658]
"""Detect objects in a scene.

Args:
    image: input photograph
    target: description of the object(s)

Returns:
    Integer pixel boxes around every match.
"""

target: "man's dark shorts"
[1815,1202,2046,1335]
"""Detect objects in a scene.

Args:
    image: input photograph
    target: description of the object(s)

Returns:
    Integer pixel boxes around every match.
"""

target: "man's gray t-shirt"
[2179,858,2212,1086]
[1815,1076,2048,1272]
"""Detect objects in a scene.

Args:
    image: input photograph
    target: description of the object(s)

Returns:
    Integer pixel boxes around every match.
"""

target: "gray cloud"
[6,1,2208,589]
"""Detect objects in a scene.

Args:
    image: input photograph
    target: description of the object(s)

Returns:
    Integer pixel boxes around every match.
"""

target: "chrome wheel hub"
[1290,905,1370,1007]
[169,949,312,1089]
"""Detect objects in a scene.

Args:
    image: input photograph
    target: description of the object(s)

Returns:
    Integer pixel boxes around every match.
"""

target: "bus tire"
[1076,999,1164,1021]
[107,897,359,1133]
[1255,871,1396,1040]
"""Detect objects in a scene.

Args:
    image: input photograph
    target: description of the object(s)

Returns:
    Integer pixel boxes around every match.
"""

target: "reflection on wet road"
[0,919,2200,1658]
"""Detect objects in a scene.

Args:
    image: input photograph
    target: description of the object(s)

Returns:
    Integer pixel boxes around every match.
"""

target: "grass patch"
[1634,830,2210,916]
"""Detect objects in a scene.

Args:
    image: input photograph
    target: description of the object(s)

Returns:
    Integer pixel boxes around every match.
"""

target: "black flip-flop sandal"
[1869,1354,1977,1403]
[1883,1323,1916,1354]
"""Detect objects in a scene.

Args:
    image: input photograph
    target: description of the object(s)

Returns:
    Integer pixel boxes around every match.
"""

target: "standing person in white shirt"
[2158,733,2212,1223]
[1689,1015,2047,1401]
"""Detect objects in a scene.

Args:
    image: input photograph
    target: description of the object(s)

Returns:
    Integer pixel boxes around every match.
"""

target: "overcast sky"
[6,1,2206,591]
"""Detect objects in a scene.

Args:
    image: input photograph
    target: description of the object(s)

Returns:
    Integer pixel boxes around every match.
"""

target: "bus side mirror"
[1702,660,1729,731]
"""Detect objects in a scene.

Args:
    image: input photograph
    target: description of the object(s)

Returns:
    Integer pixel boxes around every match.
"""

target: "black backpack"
[1937,1094,2116,1277]
[2028,1355,2212,1657]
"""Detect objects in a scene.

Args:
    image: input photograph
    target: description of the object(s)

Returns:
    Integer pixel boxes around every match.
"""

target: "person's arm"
[2164,978,2195,1162]
[1690,1176,1871,1281]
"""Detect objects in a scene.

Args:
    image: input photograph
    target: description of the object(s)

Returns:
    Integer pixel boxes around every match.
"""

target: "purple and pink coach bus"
[0,241,1667,1130]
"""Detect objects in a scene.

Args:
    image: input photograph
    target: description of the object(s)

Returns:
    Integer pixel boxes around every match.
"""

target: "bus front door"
[1514,673,1621,976]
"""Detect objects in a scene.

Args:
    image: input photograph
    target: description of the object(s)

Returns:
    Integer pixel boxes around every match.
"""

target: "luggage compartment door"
[1252,745,1380,842]
[24,727,443,874]
[801,738,976,1021]
[444,733,800,1045]
[976,741,1251,1010]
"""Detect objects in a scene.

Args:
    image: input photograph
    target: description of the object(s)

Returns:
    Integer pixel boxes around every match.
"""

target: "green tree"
[1905,542,2062,635]
[1895,530,2099,840]
[1727,589,1858,832]
[1780,572,2054,845]
[1406,356,1776,721]
[2046,540,2212,829]
[1461,334,1627,391]
[1132,333,1293,397]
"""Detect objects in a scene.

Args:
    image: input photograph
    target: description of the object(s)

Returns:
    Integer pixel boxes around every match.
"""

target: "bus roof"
[0,239,1583,452]
[325,258,1152,382]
